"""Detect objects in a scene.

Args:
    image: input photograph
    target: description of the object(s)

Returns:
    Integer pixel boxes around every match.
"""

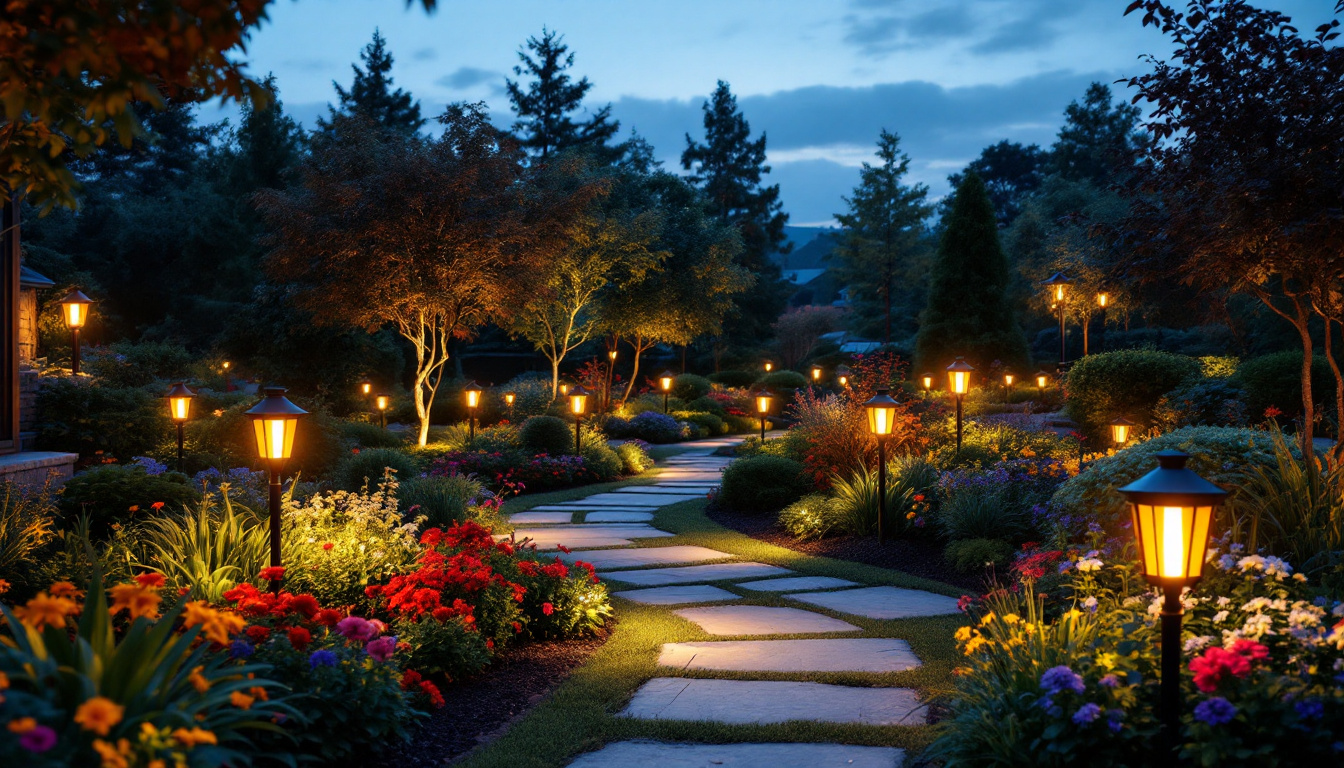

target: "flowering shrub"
[603,411,687,443]
[426,450,618,492]
[790,387,921,490]
[937,455,1072,544]
[933,545,1344,766]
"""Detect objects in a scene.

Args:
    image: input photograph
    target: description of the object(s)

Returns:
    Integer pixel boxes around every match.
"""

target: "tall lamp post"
[1111,417,1134,448]
[947,357,974,454]
[1118,452,1226,757]
[836,365,851,389]
[863,389,899,545]
[606,349,618,412]
[464,381,483,445]
[568,385,590,456]
[810,364,823,385]
[754,389,773,441]
[166,382,196,472]
[246,387,308,595]
[920,372,934,399]
[359,378,373,398]
[504,391,516,420]
[375,394,390,429]
[222,361,232,391]
[1096,291,1109,354]
[1042,272,1071,367]
[658,371,675,414]
[1035,370,1051,400]
[60,288,92,375]
[1002,372,1015,403]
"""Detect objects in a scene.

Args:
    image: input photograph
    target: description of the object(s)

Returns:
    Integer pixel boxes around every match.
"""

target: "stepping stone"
[659,638,921,673]
[613,487,705,495]
[673,606,860,635]
[508,511,573,524]
[568,740,905,768]
[789,586,962,619]
[510,524,673,550]
[621,678,925,726]
[583,511,653,523]
[560,493,690,507]
[736,576,861,592]
[544,505,653,512]
[603,562,792,586]
[611,585,742,606]
[558,545,735,570]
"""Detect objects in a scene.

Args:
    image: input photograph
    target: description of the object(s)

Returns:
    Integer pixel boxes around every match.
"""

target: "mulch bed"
[377,629,611,767]
[707,506,988,594]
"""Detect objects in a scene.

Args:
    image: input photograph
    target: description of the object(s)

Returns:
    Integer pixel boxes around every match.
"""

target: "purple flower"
[1194,697,1237,726]
[365,635,397,662]
[336,616,377,642]
[1099,674,1120,688]
[1036,695,1063,717]
[1041,665,1086,695]
[1106,709,1125,733]
[1295,698,1324,721]
[19,725,57,752]
[308,649,338,668]
[229,639,254,659]
[1072,703,1102,725]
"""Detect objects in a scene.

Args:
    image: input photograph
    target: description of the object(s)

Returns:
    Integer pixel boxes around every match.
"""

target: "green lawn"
[457,497,967,768]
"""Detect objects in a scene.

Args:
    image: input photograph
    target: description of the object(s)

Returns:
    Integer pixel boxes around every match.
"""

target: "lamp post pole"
[877,436,887,544]
[246,387,307,595]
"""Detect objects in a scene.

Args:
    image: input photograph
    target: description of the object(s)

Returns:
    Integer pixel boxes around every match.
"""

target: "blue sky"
[223,0,1326,225]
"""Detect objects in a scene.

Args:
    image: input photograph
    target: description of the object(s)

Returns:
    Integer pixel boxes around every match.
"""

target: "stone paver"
[559,545,735,570]
[532,505,652,513]
[611,585,742,606]
[561,493,692,507]
[612,486,706,495]
[567,741,905,768]
[673,605,860,635]
[788,586,961,619]
[659,638,921,673]
[621,678,925,726]
[583,511,654,523]
[603,562,792,586]
[735,576,860,592]
[508,511,573,524]
[509,524,673,550]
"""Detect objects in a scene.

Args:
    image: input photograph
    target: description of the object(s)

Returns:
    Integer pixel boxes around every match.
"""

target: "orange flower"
[48,581,84,599]
[248,685,269,702]
[188,665,210,693]
[7,717,36,733]
[74,696,125,736]
[171,727,218,748]
[0,670,9,689]
[108,583,162,621]
[91,737,132,768]
[230,690,255,710]
[0,578,10,594]
[13,592,79,630]
[182,601,245,644]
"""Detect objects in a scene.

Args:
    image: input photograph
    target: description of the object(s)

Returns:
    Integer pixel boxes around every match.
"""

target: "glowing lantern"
[1111,417,1135,446]
[754,389,773,441]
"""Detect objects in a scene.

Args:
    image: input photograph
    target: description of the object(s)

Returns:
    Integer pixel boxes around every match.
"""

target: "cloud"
[844,6,977,56]
[436,66,505,93]
[843,0,1086,58]
[411,47,438,62]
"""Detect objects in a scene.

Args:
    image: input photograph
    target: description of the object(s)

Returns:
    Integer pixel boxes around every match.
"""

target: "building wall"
[18,286,37,364]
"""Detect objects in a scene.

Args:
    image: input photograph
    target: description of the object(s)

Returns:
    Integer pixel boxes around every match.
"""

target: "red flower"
[245,625,272,643]
[259,567,285,582]
[287,626,312,652]
[557,544,571,554]
[419,680,445,708]
[542,602,554,616]
[1229,639,1269,663]
[134,573,166,589]
[322,542,334,551]
[314,608,344,627]
[151,501,165,511]
[288,593,320,619]
[1190,647,1252,693]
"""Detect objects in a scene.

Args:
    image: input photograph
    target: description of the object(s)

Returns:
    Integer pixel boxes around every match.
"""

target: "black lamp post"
[864,389,899,545]
[375,394,390,429]
[359,378,372,398]
[222,360,232,391]
[1035,370,1051,401]
[1043,272,1071,365]
[245,387,308,595]
[1002,372,1015,403]
[464,381,483,445]
[754,389,773,441]
[836,364,851,389]
[920,372,934,399]
[658,371,675,414]
[1096,291,1109,354]
[569,385,590,455]
[1118,452,1226,759]
[606,349,618,412]
[810,364,823,386]
[166,382,196,472]
[947,357,974,454]
[504,391,516,420]
[59,288,92,375]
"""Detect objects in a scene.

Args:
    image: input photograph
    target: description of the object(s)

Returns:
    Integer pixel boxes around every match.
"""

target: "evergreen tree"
[945,140,1045,226]
[506,29,620,160]
[681,80,790,343]
[221,75,306,195]
[915,172,1030,374]
[320,29,424,136]
[834,129,932,344]
[1049,82,1145,185]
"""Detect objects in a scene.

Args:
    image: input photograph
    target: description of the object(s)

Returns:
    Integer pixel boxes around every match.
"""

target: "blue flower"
[229,640,254,659]
[1106,708,1125,733]
[308,649,338,668]
[1041,665,1086,695]
[1072,703,1102,725]
[1295,698,1325,721]
[1194,697,1237,726]
[1099,674,1120,688]
[1036,695,1063,717]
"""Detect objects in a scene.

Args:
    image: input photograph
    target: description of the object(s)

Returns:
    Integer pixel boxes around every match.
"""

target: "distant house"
[819,330,883,355]
[773,229,841,307]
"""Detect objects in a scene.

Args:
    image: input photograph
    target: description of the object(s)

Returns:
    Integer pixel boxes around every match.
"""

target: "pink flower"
[365,635,397,662]
[336,616,377,642]
[19,725,57,753]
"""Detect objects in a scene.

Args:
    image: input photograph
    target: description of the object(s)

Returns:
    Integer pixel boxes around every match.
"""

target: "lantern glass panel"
[361,382,372,395]
[838,375,848,386]
[64,302,85,328]
[466,390,481,408]
[921,375,932,390]
[1036,374,1049,388]
[756,396,771,414]
[253,417,297,461]
[949,370,969,395]
[560,384,569,396]
[1004,374,1014,386]
[867,405,896,435]
[659,376,673,391]
[505,393,516,405]
[376,396,389,411]
[1112,423,1130,444]
[171,397,191,421]
[1131,503,1213,582]
[570,394,587,415]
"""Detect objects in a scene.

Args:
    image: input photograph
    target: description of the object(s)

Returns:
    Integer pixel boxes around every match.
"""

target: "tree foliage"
[506,29,619,160]
[1048,82,1146,185]
[946,140,1045,226]
[319,29,424,137]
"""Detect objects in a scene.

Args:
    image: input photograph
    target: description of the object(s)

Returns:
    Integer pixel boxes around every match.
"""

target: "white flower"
[1076,558,1104,573]
[1212,610,1230,623]
[1184,635,1214,652]
[1217,597,1231,607]
[1240,613,1275,640]
[1083,596,1098,613]
[1237,555,1266,572]
[1262,556,1293,579]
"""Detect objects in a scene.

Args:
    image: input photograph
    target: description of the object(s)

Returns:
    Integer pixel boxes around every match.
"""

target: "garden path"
[506,435,960,768]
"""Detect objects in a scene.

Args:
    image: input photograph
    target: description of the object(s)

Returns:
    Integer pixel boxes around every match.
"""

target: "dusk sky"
[220,0,1326,226]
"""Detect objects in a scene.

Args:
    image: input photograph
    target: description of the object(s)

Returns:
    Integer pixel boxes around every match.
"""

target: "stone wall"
[18,285,38,364]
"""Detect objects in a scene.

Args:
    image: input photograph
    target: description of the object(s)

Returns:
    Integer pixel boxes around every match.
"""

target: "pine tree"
[945,140,1045,226]
[1049,82,1145,185]
[834,129,932,344]
[681,80,790,342]
[506,29,619,159]
[915,172,1030,375]
[222,75,305,195]
[320,29,424,136]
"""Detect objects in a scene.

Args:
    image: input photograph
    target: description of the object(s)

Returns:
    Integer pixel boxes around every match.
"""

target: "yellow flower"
[108,584,162,621]
[172,727,218,749]
[978,612,996,627]
[7,717,36,733]
[48,581,84,599]
[1063,608,1083,623]
[1002,613,1021,625]
[91,738,132,768]
[963,636,987,655]
[14,592,79,630]
[230,690,255,710]
[182,601,245,644]
[1097,652,1118,670]
[954,626,974,643]
[188,665,210,694]
[75,696,125,736]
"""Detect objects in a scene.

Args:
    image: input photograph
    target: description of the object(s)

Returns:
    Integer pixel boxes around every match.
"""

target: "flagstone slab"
[788,586,961,619]
[559,493,692,507]
[540,505,653,512]
[558,545,735,570]
[612,486,707,495]
[611,585,742,606]
[603,562,792,586]
[568,741,904,768]
[620,678,925,726]
[582,511,654,523]
[508,511,573,524]
[659,638,921,673]
[509,524,673,550]
[735,576,861,592]
[673,606,860,636]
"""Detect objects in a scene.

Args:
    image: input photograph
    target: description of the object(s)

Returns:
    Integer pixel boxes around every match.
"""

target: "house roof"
[20,265,55,289]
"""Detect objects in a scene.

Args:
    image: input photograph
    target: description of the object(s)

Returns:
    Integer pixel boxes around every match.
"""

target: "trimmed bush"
[83,340,195,388]
[1234,350,1332,422]
[399,474,483,529]
[333,448,418,491]
[604,411,685,443]
[945,538,1013,574]
[761,370,808,390]
[778,494,840,539]
[580,440,624,480]
[59,464,199,535]
[338,419,407,449]
[520,415,573,455]
[671,373,712,401]
[499,375,556,421]
[938,485,1033,543]
[686,395,727,415]
[929,420,1074,469]
[35,378,168,461]
[715,455,810,514]
[1154,378,1249,430]
[709,370,757,388]
[1064,349,1201,438]
[616,441,653,474]
[678,411,727,436]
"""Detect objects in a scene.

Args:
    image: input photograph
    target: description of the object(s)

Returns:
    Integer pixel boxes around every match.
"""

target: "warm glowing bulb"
[1055,285,1065,302]
[1098,293,1109,307]
[952,371,968,394]
[505,393,516,405]
[812,367,822,381]
[922,376,932,390]
[65,303,83,328]
[222,361,231,370]
[266,419,285,459]
[660,377,673,391]
[608,350,617,361]
[466,390,480,408]
[764,362,773,372]
[560,384,569,396]
[1004,374,1015,386]
[756,397,770,413]
[1162,506,1185,578]
[570,396,586,415]
[838,375,848,386]
[1113,424,1130,444]
[1037,375,1048,388]
[361,383,371,395]
[376,396,389,411]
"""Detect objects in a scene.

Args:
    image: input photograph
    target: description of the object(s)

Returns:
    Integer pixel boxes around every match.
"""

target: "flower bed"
[426,449,615,492]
